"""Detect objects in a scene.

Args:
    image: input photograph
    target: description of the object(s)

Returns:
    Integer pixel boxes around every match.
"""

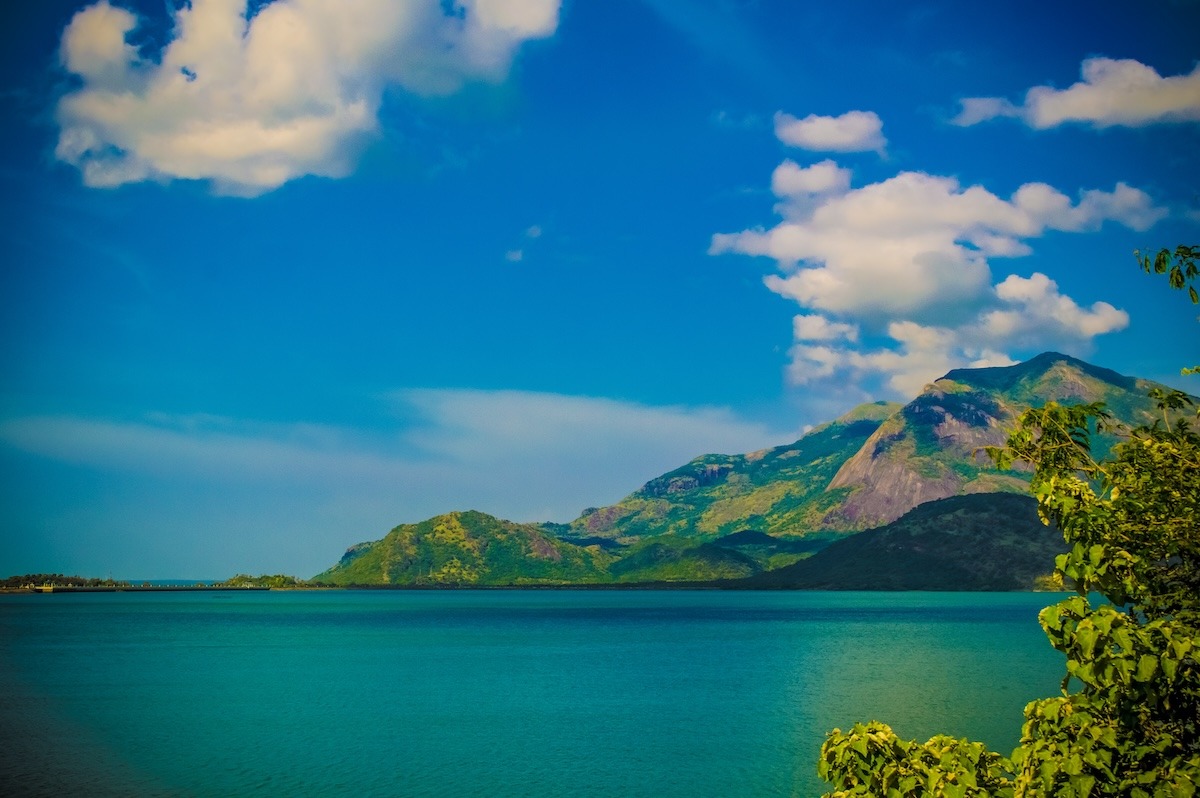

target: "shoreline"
[4,585,271,594]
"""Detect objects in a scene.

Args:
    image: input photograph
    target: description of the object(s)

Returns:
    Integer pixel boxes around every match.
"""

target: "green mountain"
[314,510,613,586]
[820,352,1164,531]
[316,353,1183,588]
[562,400,901,544]
[570,352,1171,544]
[737,493,1066,591]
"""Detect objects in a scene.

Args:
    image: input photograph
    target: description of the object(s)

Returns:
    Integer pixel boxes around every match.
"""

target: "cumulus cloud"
[774,110,886,153]
[792,314,858,343]
[771,159,851,197]
[54,0,560,194]
[952,57,1200,128]
[981,273,1130,345]
[712,171,1162,324]
[711,159,1163,398]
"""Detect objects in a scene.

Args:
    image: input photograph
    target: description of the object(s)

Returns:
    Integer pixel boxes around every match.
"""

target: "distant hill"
[315,353,1183,589]
[313,511,612,586]
[736,493,1065,591]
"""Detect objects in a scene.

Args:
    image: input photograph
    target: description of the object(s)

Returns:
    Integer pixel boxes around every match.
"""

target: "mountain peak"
[941,352,1140,393]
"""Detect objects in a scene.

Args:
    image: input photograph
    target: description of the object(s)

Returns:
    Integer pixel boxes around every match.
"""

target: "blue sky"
[2,0,1198,578]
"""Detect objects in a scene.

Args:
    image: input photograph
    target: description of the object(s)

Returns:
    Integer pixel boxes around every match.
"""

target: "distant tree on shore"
[221,574,308,588]
[1,573,130,589]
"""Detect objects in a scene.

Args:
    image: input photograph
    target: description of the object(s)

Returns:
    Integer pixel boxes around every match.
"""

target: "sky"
[1,0,1198,579]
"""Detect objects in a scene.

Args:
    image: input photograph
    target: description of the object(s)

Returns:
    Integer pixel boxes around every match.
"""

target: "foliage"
[818,722,1012,798]
[817,259,1200,796]
[1136,245,1199,374]
[222,573,308,588]
[0,573,130,589]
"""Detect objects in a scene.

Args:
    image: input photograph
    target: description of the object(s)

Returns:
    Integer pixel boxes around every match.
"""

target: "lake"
[0,590,1066,797]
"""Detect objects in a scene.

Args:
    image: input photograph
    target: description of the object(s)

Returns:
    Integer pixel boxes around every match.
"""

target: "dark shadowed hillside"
[738,494,1065,591]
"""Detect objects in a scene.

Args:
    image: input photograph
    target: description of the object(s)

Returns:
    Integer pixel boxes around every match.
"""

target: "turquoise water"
[0,590,1065,797]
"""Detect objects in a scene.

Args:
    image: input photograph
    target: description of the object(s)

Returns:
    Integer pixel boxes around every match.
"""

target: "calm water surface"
[0,590,1066,797]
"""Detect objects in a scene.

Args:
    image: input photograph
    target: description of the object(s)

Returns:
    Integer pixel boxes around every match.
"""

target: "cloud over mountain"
[711,112,1165,397]
[54,0,559,195]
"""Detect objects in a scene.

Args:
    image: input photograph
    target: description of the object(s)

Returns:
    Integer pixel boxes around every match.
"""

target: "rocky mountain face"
[571,352,1168,540]
[562,401,901,544]
[316,353,1179,587]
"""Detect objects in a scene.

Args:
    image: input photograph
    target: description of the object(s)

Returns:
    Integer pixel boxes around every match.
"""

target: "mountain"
[820,352,1162,530]
[562,401,901,544]
[315,353,1182,588]
[737,493,1066,590]
[570,352,1170,542]
[313,511,613,586]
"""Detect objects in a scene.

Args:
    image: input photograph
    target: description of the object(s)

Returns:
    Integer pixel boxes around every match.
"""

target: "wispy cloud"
[0,390,792,573]
[504,223,543,262]
[54,0,560,195]
[952,57,1200,128]
[710,131,1166,397]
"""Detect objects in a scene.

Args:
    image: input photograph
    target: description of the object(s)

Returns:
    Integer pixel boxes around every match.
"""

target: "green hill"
[737,493,1065,591]
[314,511,613,586]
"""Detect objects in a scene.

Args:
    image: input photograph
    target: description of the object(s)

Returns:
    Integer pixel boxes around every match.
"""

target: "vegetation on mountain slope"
[314,510,613,586]
[565,401,900,543]
[567,353,1178,547]
[820,352,1165,531]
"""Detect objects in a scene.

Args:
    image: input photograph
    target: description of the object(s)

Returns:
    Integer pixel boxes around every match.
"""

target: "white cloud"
[953,57,1200,128]
[792,314,858,343]
[773,273,1131,397]
[771,159,851,197]
[54,0,560,194]
[711,160,1164,398]
[982,272,1129,344]
[774,110,886,153]
[713,171,1161,325]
